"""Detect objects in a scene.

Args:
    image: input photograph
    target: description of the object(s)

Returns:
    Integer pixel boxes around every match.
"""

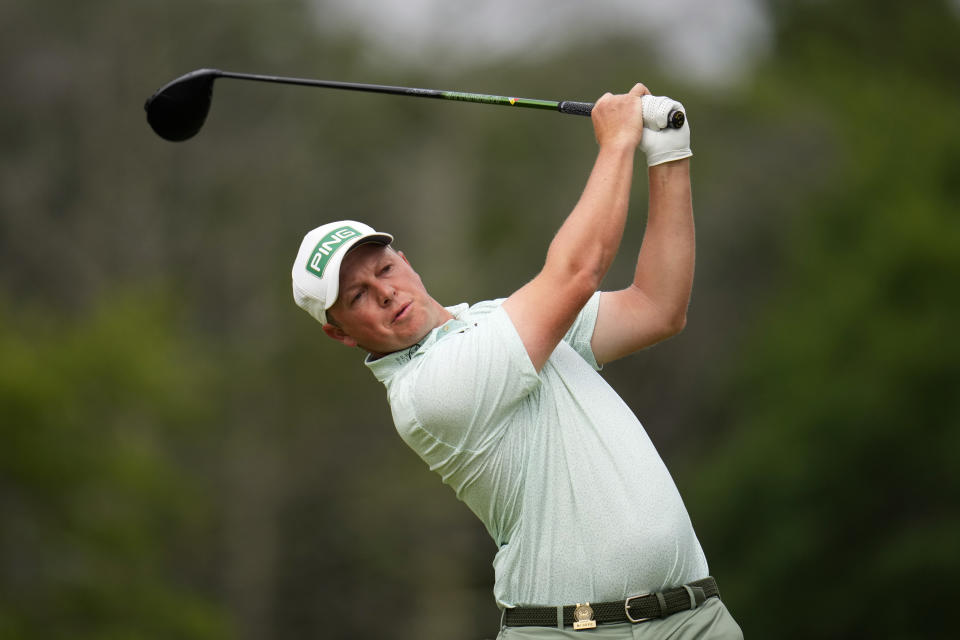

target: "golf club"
[145,68,686,142]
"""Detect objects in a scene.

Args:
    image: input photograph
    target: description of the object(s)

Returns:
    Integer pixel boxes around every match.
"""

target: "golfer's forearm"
[545,141,637,289]
[631,159,695,321]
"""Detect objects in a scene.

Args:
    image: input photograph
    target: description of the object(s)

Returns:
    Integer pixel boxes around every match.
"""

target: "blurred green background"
[2,1,958,638]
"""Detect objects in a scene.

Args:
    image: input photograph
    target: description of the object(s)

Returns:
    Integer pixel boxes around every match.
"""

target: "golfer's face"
[328,244,433,356]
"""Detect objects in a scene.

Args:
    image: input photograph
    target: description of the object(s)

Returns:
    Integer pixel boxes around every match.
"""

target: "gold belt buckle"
[572,602,596,630]
[625,593,654,623]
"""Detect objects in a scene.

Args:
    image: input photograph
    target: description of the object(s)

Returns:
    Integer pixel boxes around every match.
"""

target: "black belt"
[503,577,719,629]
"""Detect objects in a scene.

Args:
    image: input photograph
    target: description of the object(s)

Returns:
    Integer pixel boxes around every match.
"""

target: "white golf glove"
[640,95,692,166]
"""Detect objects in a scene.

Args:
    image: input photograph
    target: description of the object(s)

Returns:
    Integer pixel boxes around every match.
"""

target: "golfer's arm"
[592,159,694,364]
[503,140,637,371]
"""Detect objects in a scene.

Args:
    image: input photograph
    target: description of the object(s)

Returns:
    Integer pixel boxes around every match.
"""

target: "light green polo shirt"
[366,294,708,607]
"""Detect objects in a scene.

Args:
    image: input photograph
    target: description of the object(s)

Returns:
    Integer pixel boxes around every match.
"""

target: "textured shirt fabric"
[365,295,708,607]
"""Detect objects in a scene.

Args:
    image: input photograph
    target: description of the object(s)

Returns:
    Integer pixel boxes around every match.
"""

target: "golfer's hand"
[591,83,650,149]
[639,98,692,166]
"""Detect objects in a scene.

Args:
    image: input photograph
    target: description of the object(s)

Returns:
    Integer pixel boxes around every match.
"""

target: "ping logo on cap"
[306,226,360,278]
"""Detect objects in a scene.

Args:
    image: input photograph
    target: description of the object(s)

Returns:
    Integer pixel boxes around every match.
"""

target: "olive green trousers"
[495,597,742,639]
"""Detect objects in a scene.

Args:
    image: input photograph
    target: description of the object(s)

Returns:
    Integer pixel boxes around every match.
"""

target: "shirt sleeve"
[562,291,602,370]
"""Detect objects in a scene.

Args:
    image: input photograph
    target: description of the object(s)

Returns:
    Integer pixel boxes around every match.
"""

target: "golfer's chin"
[361,304,451,358]
[359,328,429,360]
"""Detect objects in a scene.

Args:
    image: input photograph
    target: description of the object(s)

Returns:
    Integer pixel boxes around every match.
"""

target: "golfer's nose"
[373,282,395,306]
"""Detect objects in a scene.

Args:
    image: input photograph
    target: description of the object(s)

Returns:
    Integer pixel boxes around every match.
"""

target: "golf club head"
[145,68,222,142]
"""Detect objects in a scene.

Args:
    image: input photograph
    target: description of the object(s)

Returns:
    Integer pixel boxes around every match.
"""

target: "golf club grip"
[558,101,594,117]
[558,99,686,129]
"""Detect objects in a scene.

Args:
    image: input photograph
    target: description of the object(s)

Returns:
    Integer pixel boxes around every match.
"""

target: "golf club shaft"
[215,70,595,116]
[144,68,686,141]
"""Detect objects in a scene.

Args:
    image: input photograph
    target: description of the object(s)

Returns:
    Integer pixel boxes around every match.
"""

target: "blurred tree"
[0,293,230,639]
[686,0,960,637]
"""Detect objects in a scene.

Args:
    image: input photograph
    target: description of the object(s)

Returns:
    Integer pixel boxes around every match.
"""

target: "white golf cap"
[291,220,393,325]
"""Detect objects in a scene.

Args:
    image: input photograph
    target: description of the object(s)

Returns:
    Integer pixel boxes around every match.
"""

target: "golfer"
[292,83,741,638]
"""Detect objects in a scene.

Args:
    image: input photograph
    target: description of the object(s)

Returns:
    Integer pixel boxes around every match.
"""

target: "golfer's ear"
[322,323,358,348]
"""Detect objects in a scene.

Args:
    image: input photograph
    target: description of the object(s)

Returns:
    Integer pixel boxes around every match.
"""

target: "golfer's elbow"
[644,293,688,340]
[545,250,607,302]
[665,309,688,337]
[647,284,691,338]
[564,266,605,306]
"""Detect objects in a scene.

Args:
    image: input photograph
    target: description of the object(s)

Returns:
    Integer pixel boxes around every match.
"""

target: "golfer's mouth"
[393,302,411,323]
